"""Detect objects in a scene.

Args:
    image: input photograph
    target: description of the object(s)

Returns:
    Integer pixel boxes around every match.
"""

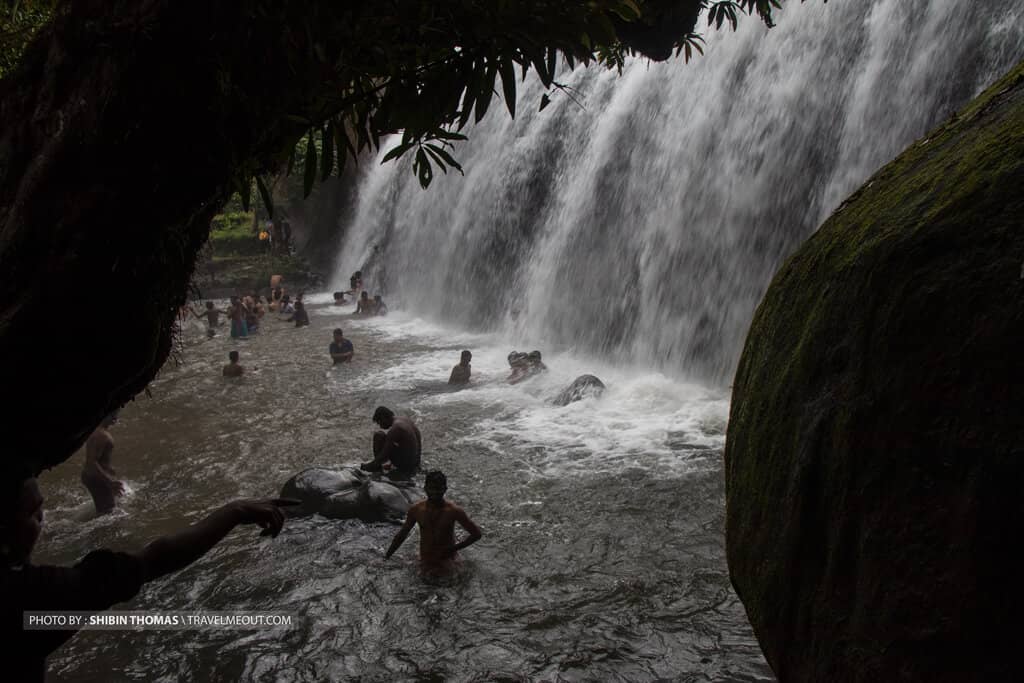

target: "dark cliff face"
[725,60,1024,682]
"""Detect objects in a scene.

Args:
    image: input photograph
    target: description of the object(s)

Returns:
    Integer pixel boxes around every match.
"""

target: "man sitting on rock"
[449,350,472,385]
[361,406,421,476]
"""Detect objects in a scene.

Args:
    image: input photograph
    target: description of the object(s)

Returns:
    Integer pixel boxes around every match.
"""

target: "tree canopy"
[240,0,787,199]
[0,0,791,470]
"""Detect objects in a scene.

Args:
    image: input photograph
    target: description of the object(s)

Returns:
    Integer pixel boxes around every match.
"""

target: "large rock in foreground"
[282,467,423,522]
[725,62,1024,681]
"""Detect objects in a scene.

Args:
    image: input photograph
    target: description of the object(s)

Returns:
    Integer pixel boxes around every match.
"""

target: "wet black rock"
[281,466,423,522]
[552,375,606,406]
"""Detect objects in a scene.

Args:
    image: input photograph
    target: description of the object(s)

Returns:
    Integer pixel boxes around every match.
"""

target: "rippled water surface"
[37,297,772,681]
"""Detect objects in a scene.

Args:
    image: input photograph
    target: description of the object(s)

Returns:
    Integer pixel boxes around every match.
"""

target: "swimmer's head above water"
[229,351,239,363]
[460,350,472,364]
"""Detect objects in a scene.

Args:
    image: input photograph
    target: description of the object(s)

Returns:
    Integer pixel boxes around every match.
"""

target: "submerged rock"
[552,374,606,406]
[281,466,423,522]
[725,61,1024,681]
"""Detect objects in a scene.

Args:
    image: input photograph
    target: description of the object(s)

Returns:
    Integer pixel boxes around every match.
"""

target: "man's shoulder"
[87,429,112,447]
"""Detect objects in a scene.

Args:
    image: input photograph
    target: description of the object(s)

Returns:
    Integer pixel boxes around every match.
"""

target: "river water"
[36,298,770,681]
[33,2,1024,680]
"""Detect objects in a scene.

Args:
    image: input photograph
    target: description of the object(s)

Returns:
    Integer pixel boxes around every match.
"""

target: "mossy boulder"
[725,60,1024,682]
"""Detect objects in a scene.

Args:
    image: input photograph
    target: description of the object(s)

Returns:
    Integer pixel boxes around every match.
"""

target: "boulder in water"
[553,374,606,406]
[281,466,423,522]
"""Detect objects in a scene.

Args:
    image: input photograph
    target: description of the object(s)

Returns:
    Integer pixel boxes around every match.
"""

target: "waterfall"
[333,0,1024,385]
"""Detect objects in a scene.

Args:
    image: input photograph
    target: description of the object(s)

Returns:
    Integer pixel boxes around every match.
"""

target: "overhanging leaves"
[229,0,793,199]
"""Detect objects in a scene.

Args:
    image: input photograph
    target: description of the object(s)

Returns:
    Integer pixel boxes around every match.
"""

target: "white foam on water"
[303,292,338,306]
[452,372,728,479]
[341,308,728,479]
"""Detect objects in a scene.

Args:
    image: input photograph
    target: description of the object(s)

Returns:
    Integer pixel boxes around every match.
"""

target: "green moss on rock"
[725,59,1024,682]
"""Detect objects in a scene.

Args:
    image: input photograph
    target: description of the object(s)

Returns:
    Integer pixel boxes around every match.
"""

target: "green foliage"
[708,1,785,30]
[210,211,253,234]
[0,0,54,79]
[209,211,261,256]
[228,0,792,216]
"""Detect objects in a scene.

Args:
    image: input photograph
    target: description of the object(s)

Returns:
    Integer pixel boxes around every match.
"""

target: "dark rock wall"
[725,61,1024,681]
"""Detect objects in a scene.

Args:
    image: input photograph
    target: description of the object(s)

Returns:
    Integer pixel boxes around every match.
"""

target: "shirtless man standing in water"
[385,471,481,574]
[81,412,125,515]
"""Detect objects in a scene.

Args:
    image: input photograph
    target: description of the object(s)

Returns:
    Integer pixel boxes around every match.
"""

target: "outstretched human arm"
[138,498,296,581]
[384,510,417,559]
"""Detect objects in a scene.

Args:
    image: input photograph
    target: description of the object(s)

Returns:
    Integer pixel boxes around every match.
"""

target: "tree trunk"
[0,2,325,470]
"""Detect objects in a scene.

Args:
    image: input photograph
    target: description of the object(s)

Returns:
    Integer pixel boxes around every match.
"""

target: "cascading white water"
[334,0,1024,385]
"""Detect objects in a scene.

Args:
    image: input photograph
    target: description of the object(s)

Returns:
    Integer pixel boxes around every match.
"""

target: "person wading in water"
[385,470,482,575]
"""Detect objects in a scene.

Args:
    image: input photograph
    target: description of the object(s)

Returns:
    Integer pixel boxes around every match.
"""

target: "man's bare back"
[408,500,478,567]
[222,363,244,377]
